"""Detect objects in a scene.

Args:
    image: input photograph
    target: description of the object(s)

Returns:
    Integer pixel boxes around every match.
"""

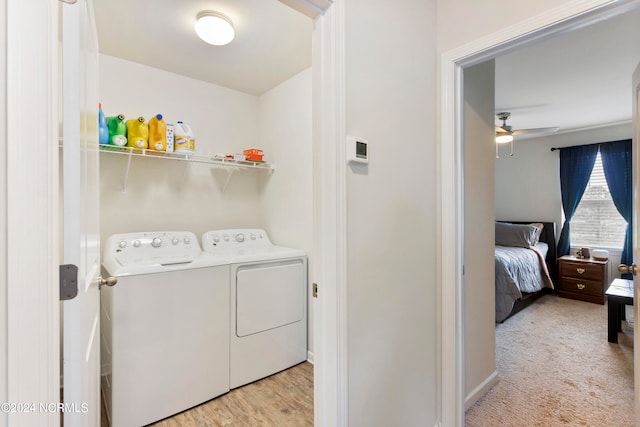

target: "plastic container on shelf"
[166,123,175,152]
[174,121,194,154]
[99,103,109,145]
[106,114,127,147]
[243,148,264,161]
[148,114,167,152]
[126,116,148,150]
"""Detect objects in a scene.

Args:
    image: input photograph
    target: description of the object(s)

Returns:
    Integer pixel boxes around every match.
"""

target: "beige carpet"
[465,294,634,426]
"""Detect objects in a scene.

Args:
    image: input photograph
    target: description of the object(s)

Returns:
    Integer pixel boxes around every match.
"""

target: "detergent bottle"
[174,121,194,154]
[106,114,127,147]
[98,103,109,145]
[148,114,167,152]
[126,116,148,150]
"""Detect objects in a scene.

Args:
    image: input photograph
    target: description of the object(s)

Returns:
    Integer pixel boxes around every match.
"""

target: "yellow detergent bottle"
[126,116,148,150]
[148,114,167,152]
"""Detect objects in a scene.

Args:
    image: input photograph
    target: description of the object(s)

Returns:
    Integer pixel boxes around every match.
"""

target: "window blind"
[570,152,627,248]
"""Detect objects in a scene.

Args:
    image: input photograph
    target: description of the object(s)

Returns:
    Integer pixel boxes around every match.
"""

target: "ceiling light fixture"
[495,133,513,144]
[495,133,514,158]
[195,11,235,46]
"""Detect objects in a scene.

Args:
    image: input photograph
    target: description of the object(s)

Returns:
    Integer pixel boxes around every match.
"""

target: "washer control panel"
[202,229,272,252]
[105,231,201,267]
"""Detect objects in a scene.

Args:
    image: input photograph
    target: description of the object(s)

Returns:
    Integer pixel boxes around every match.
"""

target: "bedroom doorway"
[439,0,640,424]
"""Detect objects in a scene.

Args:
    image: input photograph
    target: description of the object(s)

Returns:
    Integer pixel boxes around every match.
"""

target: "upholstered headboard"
[498,221,558,284]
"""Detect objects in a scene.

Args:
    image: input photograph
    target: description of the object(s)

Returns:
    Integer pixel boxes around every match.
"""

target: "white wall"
[463,61,497,407]
[257,67,314,354]
[437,0,569,53]
[99,54,264,241]
[0,0,7,424]
[345,0,438,426]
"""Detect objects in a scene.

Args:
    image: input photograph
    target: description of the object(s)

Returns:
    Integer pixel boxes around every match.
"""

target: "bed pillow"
[530,222,544,245]
[495,222,539,248]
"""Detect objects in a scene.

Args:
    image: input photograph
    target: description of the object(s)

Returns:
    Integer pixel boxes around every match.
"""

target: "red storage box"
[243,148,264,161]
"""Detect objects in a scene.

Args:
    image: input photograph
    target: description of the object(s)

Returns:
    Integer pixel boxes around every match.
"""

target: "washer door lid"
[236,260,305,337]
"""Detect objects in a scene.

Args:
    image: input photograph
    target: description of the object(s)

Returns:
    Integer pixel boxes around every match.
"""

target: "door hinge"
[313,283,318,298]
[60,264,78,300]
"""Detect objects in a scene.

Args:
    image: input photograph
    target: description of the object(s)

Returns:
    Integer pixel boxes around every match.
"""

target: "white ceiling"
[495,7,640,137]
[93,0,313,96]
[94,3,640,131]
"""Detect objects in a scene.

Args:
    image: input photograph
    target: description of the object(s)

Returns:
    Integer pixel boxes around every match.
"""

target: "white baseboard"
[307,350,314,364]
[465,370,499,411]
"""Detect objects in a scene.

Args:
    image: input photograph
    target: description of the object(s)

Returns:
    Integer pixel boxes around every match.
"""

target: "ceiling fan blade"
[512,127,560,136]
[495,125,507,133]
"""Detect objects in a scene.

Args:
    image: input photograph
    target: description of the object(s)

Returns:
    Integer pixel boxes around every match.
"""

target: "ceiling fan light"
[495,134,513,144]
[195,11,235,46]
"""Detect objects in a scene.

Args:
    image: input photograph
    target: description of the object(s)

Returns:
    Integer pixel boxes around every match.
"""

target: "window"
[570,151,627,248]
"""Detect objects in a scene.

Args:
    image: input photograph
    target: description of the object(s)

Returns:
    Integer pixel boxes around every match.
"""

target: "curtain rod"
[550,138,631,152]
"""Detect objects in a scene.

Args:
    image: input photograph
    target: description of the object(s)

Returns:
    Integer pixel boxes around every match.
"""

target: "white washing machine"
[101,231,230,427]
[202,229,307,389]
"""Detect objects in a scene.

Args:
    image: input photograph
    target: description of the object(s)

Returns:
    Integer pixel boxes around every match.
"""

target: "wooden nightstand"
[558,255,609,304]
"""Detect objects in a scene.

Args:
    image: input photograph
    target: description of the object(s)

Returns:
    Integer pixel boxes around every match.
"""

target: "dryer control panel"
[104,231,201,267]
[202,229,272,252]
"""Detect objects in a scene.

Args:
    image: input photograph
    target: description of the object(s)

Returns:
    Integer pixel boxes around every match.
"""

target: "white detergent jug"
[174,121,194,154]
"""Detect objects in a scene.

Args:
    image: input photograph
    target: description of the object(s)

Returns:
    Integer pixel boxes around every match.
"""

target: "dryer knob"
[118,240,127,249]
[236,233,245,243]
[183,237,191,245]
[172,237,180,245]
[223,234,230,242]
[212,234,220,243]
[151,237,162,248]
[133,239,141,248]
[250,233,256,240]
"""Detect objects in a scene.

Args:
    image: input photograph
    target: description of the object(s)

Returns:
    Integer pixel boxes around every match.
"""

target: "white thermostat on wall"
[347,136,369,164]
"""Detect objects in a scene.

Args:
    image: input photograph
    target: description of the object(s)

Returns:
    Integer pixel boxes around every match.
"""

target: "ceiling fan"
[495,112,560,158]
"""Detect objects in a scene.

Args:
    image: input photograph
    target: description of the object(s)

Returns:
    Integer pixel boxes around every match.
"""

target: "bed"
[495,221,557,322]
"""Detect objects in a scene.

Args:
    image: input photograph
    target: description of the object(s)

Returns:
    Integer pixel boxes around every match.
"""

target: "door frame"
[311,1,348,426]
[3,1,348,427]
[439,0,640,425]
[4,0,60,425]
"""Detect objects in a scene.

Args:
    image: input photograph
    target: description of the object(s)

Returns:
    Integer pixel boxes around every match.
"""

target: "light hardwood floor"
[102,362,314,427]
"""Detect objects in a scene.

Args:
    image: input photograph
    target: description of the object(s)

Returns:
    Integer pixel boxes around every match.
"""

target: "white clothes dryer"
[101,231,230,427]
[202,229,307,389]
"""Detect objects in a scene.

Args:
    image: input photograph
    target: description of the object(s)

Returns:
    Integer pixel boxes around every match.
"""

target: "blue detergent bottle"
[99,103,109,145]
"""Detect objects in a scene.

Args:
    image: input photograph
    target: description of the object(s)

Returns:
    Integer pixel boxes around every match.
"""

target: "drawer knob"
[576,268,585,274]
[576,283,585,290]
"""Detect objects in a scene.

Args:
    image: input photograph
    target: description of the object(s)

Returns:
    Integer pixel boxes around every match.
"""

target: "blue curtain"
[557,144,599,257]
[600,139,633,276]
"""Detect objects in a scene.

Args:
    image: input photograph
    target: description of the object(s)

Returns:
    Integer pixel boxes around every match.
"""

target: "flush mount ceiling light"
[195,11,235,46]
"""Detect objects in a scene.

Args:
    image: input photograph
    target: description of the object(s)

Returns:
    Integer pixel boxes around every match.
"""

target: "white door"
[61,0,101,425]
[633,61,640,425]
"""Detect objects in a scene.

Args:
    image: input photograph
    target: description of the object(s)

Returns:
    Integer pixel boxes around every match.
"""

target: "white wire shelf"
[98,145,274,192]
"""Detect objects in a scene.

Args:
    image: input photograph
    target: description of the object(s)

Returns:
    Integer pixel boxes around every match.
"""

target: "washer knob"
[223,234,230,242]
[172,237,180,245]
[133,239,141,248]
[236,233,245,243]
[213,234,220,243]
[118,240,127,249]
[250,233,256,240]
[151,237,162,248]
[183,237,191,245]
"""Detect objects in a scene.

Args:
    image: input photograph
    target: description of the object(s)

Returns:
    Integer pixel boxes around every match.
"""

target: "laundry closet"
[94,2,314,424]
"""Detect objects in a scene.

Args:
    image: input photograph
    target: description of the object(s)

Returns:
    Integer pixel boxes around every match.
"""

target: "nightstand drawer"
[560,277,603,297]
[559,261,603,281]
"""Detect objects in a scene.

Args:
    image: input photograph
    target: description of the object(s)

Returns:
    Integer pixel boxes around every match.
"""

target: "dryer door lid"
[235,261,305,337]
